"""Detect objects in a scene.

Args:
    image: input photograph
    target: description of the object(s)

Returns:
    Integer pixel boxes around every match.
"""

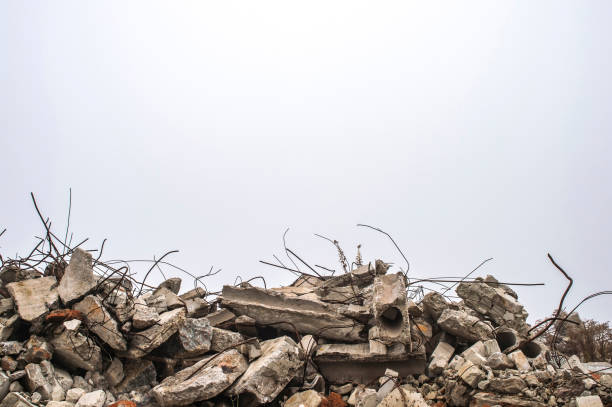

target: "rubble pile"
[0,248,609,407]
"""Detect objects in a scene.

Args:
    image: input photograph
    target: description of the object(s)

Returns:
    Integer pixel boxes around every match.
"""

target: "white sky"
[1,1,611,323]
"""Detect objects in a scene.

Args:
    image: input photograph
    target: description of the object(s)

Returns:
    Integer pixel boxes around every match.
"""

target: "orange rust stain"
[45,309,86,323]
[321,392,346,407]
[108,401,137,407]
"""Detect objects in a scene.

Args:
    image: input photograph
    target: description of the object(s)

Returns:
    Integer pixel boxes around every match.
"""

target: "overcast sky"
[1,2,611,324]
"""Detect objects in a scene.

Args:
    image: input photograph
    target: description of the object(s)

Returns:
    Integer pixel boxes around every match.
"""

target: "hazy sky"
[1,2,611,324]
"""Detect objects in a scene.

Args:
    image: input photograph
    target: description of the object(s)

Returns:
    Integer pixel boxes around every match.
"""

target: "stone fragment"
[74,295,126,351]
[152,349,247,407]
[72,376,93,392]
[104,358,124,388]
[420,292,447,320]
[0,315,18,342]
[158,278,181,294]
[0,342,23,356]
[66,389,86,403]
[483,339,501,356]
[508,349,531,371]
[131,297,159,330]
[378,387,428,407]
[49,323,103,371]
[457,360,484,387]
[488,376,526,394]
[461,341,487,366]
[143,292,167,314]
[371,273,410,345]
[457,276,529,334]
[1,356,17,372]
[436,308,493,342]
[221,285,365,342]
[184,298,211,318]
[284,390,324,407]
[0,392,38,407]
[46,402,75,407]
[58,249,97,304]
[349,387,377,407]
[22,336,53,363]
[54,368,74,391]
[204,309,235,328]
[154,287,184,310]
[0,298,14,315]
[226,336,303,405]
[6,276,59,321]
[75,390,106,407]
[485,352,514,370]
[122,308,185,358]
[428,341,455,375]
[0,371,8,402]
[114,360,156,393]
[575,395,604,407]
[24,362,65,401]
[177,317,212,356]
[210,327,260,360]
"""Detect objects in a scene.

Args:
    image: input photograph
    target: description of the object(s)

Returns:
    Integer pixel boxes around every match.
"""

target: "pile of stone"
[0,248,609,407]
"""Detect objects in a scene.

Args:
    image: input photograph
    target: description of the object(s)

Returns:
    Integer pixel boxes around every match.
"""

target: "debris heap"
[0,248,609,407]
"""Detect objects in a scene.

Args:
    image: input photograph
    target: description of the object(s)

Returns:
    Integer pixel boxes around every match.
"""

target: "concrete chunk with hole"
[370,273,411,346]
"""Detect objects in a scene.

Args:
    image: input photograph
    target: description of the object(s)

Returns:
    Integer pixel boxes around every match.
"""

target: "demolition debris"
[0,197,610,407]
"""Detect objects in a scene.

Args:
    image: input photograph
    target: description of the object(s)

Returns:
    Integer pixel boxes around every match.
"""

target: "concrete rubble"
[0,241,608,407]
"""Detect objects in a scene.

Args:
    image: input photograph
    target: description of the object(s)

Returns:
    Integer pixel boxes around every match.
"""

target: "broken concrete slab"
[49,322,103,371]
[226,336,303,405]
[113,359,156,393]
[428,340,455,375]
[7,276,59,322]
[420,292,448,320]
[153,287,184,310]
[487,376,526,394]
[122,308,185,358]
[158,277,181,294]
[24,362,65,401]
[457,360,485,388]
[314,343,426,384]
[58,249,97,305]
[131,297,159,330]
[73,295,127,351]
[152,349,248,407]
[204,309,235,328]
[221,285,365,341]
[508,349,531,372]
[457,276,530,335]
[177,317,212,356]
[470,392,546,407]
[436,308,494,342]
[485,352,514,370]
